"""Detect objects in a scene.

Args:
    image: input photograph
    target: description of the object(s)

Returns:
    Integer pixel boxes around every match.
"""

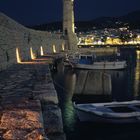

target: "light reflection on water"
[134,59,140,97]
[63,100,76,132]
[52,49,140,140]
[63,70,77,132]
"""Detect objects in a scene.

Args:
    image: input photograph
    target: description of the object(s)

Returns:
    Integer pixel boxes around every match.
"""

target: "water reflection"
[63,70,77,131]
[64,70,76,100]
[74,70,112,95]
[106,69,132,101]
[134,61,140,97]
[63,100,76,132]
[53,66,77,132]
[137,50,140,59]
[52,49,140,140]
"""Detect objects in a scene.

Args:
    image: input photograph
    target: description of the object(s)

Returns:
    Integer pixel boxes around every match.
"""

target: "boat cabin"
[78,54,95,64]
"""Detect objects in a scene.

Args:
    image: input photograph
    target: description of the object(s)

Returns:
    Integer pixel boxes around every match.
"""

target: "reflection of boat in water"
[74,100,140,123]
[64,53,127,70]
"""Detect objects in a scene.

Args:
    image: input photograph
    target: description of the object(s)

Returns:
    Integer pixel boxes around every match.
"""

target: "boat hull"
[73,61,127,70]
[75,108,140,123]
[74,101,140,124]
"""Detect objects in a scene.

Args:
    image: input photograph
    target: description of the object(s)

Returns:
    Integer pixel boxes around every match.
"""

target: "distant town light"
[97,40,102,45]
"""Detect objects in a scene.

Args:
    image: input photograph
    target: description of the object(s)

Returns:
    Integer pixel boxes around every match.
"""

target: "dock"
[0,55,65,140]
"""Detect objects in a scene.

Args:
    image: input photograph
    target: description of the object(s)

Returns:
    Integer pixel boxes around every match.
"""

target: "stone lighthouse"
[63,0,78,50]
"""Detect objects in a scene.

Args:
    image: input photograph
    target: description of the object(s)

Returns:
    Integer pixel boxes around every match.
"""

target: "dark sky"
[0,0,140,26]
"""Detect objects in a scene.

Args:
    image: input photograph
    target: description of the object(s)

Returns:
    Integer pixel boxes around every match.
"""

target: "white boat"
[65,53,127,70]
[74,100,140,123]
[72,61,127,70]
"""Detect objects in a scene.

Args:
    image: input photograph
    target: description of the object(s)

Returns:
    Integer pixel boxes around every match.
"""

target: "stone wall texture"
[0,12,65,71]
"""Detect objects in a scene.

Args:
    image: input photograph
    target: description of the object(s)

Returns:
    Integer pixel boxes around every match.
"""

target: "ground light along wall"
[62,43,65,51]
[30,47,36,60]
[40,46,44,56]
[0,12,65,71]
[53,45,57,53]
[16,48,21,63]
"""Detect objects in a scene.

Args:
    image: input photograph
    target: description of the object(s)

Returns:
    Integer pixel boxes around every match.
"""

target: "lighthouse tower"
[63,0,78,50]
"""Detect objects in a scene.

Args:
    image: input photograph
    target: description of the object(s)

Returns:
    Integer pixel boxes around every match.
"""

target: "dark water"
[52,48,140,140]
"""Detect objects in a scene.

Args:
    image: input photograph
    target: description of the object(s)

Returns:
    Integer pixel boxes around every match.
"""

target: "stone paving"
[0,99,45,140]
[0,56,65,140]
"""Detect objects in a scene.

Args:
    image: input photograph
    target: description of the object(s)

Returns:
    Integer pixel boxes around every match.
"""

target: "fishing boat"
[74,100,140,123]
[72,61,127,70]
[66,53,127,70]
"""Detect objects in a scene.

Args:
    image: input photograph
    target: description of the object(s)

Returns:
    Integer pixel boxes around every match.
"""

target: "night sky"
[0,0,140,26]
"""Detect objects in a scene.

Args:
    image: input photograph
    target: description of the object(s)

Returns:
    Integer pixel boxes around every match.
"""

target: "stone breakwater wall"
[0,61,65,140]
[0,12,66,139]
[0,12,64,71]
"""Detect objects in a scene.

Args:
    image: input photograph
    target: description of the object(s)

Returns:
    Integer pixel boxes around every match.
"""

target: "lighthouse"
[63,0,78,50]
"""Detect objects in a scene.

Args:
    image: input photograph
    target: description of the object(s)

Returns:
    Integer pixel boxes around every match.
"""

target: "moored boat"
[74,100,140,123]
[64,53,127,70]
[72,61,127,70]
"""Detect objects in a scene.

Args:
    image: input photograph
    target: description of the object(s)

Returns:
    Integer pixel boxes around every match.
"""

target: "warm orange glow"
[53,45,56,53]
[62,43,65,51]
[30,47,36,60]
[78,35,140,45]
[16,48,21,63]
[134,56,140,96]
[20,57,53,64]
[40,46,44,56]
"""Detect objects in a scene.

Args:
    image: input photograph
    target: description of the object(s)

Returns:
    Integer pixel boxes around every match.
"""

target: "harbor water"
[52,48,140,140]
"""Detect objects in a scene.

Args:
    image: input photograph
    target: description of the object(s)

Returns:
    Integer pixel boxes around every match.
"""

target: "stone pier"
[0,56,65,140]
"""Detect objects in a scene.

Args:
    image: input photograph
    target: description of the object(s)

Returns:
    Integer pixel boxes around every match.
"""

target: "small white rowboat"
[74,100,140,123]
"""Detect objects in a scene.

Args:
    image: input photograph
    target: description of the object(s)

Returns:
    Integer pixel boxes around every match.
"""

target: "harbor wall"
[0,12,65,71]
[0,12,66,139]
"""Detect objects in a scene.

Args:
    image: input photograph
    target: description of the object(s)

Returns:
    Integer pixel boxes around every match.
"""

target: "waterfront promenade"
[0,56,65,140]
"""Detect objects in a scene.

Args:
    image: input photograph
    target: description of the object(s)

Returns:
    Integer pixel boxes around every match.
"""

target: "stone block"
[42,104,63,134]
[0,99,46,140]
[34,90,58,104]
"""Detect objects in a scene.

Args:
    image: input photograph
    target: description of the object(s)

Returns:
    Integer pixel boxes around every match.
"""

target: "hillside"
[29,10,140,31]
